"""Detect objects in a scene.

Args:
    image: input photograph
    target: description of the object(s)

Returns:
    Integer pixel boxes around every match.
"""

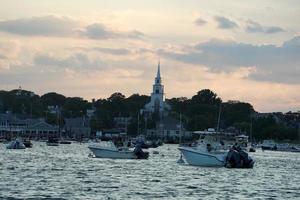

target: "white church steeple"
[143,61,170,116]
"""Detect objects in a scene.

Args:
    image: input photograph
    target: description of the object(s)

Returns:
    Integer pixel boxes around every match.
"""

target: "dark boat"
[60,140,72,144]
[23,139,33,148]
[46,137,59,146]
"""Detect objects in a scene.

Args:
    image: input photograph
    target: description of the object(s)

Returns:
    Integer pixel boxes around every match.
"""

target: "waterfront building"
[0,113,58,138]
[114,117,131,128]
[64,117,91,139]
[146,116,192,143]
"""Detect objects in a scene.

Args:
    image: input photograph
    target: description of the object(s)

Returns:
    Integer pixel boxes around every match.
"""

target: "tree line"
[0,89,298,141]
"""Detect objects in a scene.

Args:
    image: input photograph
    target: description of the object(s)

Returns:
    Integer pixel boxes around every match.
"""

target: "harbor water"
[0,142,299,199]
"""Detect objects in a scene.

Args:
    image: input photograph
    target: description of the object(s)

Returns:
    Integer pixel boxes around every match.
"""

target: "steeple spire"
[157,60,161,78]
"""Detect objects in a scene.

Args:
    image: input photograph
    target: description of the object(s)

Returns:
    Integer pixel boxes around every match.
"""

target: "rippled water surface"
[0,142,299,199]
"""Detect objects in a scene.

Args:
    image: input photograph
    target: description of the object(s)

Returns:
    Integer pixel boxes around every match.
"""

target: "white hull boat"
[89,145,137,159]
[88,141,149,159]
[179,147,226,167]
[6,139,26,149]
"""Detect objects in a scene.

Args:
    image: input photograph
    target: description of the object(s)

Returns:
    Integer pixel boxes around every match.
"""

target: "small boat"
[179,146,226,167]
[178,132,228,167]
[46,137,59,146]
[60,140,72,144]
[23,139,33,148]
[88,141,149,159]
[260,140,277,150]
[6,138,26,149]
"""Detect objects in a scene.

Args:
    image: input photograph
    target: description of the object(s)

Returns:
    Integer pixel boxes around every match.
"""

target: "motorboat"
[178,131,228,167]
[46,137,59,146]
[179,146,226,167]
[88,141,149,159]
[260,140,277,150]
[178,130,255,168]
[60,139,72,144]
[6,138,26,149]
[23,139,33,148]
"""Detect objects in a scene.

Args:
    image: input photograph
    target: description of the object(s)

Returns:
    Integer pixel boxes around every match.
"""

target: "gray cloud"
[0,16,78,37]
[246,20,285,34]
[214,16,238,29]
[84,23,113,39]
[34,53,106,71]
[194,18,207,26]
[0,16,144,40]
[158,36,300,84]
[84,23,144,40]
[92,47,132,55]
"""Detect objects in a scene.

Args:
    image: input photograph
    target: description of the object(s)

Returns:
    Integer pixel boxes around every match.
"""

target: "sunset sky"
[0,0,299,112]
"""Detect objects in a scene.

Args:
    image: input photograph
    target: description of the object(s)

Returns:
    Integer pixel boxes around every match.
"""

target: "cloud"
[0,16,144,40]
[158,36,300,84]
[84,23,144,40]
[92,47,132,55]
[0,40,20,70]
[34,53,106,71]
[214,16,238,29]
[245,20,285,34]
[0,16,79,37]
[194,18,207,26]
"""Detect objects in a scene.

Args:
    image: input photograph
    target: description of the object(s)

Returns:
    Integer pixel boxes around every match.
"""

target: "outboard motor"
[134,145,149,159]
[225,148,254,168]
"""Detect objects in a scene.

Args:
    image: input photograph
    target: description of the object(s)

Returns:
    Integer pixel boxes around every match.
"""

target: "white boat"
[88,141,149,159]
[6,138,26,149]
[179,131,228,167]
[260,140,277,150]
[179,146,226,167]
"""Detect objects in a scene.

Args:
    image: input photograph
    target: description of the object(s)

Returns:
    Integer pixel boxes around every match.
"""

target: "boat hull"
[46,142,59,146]
[179,147,226,167]
[88,146,137,159]
[6,140,26,149]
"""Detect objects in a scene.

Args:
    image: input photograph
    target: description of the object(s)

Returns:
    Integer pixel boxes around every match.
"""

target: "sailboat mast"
[217,103,222,132]
[179,113,182,144]
[137,112,140,135]
[250,117,253,142]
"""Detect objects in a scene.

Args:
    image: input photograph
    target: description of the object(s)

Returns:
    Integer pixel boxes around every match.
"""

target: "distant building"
[146,116,192,142]
[142,62,170,117]
[252,112,284,123]
[64,117,91,139]
[0,113,58,138]
[114,117,131,128]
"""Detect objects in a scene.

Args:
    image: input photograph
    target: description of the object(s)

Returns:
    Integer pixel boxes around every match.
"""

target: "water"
[0,142,299,199]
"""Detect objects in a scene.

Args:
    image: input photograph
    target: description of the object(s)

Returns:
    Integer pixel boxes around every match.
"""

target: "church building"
[142,62,170,116]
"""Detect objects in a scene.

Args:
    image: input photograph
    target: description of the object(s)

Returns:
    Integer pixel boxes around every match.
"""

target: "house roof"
[28,121,58,130]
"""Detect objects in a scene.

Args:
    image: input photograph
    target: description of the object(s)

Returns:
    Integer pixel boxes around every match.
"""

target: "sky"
[0,0,299,112]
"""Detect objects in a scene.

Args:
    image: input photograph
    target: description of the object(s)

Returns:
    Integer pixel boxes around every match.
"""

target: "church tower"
[143,62,170,115]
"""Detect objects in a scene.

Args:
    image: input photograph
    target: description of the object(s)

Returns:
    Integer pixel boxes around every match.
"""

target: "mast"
[217,103,222,132]
[137,112,140,135]
[179,113,182,144]
[250,117,253,142]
